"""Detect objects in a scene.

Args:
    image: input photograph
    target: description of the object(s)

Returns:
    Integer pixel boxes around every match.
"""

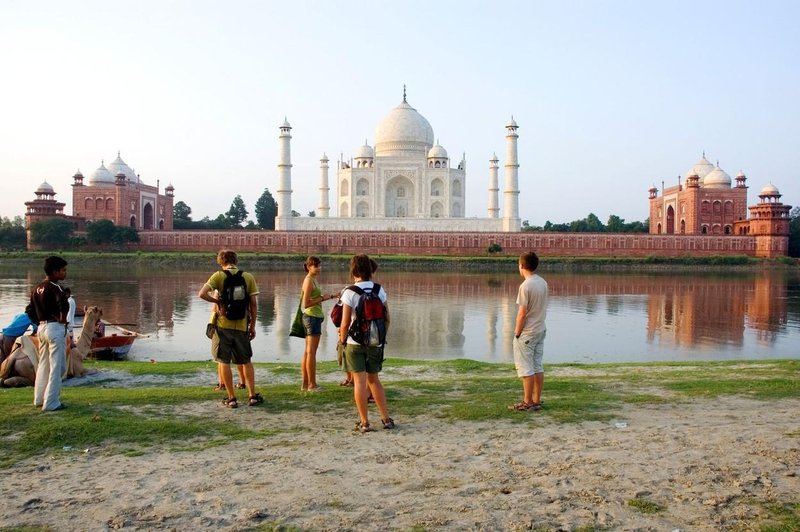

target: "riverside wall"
[135,230,759,257]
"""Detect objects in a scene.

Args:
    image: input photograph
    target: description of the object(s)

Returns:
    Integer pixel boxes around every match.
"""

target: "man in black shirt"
[30,256,69,411]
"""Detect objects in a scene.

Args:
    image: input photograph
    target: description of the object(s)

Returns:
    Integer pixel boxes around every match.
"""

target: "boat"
[90,332,138,360]
[76,317,143,360]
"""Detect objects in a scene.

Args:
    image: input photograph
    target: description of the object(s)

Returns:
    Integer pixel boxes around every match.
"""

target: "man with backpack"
[199,249,263,408]
[338,254,394,432]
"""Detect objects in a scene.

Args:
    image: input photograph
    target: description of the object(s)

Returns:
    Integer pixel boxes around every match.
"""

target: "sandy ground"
[1,376,799,531]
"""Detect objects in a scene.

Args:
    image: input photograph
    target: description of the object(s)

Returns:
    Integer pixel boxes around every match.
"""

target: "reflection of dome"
[374,100,434,156]
[703,165,732,188]
[428,141,448,159]
[355,141,374,159]
[684,156,714,182]
[107,152,138,183]
[759,183,780,196]
[89,161,114,184]
[36,181,54,194]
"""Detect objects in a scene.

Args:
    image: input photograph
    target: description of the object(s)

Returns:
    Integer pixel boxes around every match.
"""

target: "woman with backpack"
[338,254,395,432]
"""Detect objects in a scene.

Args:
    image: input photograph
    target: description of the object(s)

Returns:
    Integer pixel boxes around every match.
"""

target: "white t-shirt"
[516,274,548,336]
[340,281,387,346]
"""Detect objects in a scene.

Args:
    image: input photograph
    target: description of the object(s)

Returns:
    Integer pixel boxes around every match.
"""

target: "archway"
[385,175,415,218]
[666,205,675,234]
[143,202,154,230]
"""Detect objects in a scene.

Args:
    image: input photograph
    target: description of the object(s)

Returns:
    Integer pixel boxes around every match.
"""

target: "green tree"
[606,214,625,232]
[30,218,74,247]
[291,210,300,217]
[86,219,117,244]
[254,188,278,229]
[308,210,316,217]
[789,206,800,257]
[173,201,192,222]
[225,195,248,227]
[0,216,26,249]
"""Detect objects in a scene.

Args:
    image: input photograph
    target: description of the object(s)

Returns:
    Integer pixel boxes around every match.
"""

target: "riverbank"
[0,359,798,530]
[3,250,798,272]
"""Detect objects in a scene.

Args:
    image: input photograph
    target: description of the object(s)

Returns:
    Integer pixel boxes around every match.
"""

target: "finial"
[117,150,120,157]
[702,150,706,158]
[403,84,407,103]
[716,160,720,167]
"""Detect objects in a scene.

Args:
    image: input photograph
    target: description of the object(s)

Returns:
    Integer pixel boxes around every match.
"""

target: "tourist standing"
[198,250,263,408]
[30,255,69,412]
[508,251,549,412]
[338,254,394,432]
[300,256,335,391]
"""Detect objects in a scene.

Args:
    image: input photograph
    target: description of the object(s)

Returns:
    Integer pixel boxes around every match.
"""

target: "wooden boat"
[90,332,138,360]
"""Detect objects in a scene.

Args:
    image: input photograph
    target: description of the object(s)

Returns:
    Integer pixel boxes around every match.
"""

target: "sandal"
[213,383,226,391]
[248,393,264,407]
[507,401,534,411]
[222,397,238,409]
[529,402,543,411]
[353,421,374,433]
[339,379,353,387]
[381,418,396,430]
[235,382,246,389]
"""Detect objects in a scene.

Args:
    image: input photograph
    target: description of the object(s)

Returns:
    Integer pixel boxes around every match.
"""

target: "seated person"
[94,320,106,338]
[1,313,38,363]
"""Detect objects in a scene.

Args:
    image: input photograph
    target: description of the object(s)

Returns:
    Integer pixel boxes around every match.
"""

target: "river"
[2,263,798,364]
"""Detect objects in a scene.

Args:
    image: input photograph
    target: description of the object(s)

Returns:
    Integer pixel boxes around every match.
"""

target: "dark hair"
[303,256,321,273]
[519,251,539,272]
[216,249,238,266]
[370,258,379,274]
[44,256,68,276]
[64,287,72,296]
[349,254,373,281]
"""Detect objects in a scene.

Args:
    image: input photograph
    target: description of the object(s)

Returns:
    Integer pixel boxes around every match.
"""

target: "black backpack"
[220,270,249,320]
[347,283,386,347]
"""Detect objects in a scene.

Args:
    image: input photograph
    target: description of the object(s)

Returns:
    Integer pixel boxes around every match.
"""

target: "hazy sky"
[1,1,798,226]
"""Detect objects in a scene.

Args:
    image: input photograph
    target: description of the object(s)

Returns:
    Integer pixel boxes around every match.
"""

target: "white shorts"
[513,330,546,377]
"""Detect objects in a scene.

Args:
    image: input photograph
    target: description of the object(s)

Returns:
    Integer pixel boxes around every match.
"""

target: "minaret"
[488,153,499,218]
[276,118,293,230]
[502,117,521,232]
[318,153,330,218]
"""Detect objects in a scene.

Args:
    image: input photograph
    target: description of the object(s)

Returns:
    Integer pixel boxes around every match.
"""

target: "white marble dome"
[89,161,115,184]
[703,166,732,188]
[428,142,448,159]
[684,156,715,182]
[107,153,138,183]
[36,181,54,194]
[374,100,434,156]
[355,141,374,159]
[759,183,780,196]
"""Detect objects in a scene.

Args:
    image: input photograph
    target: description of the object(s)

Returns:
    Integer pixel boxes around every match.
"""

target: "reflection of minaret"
[274,287,292,356]
[501,292,515,360]
[276,118,293,230]
[488,153,499,218]
[502,117,521,232]
[486,302,498,359]
[318,153,330,218]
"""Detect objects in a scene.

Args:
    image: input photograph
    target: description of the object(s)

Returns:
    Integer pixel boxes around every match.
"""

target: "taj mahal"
[275,89,522,232]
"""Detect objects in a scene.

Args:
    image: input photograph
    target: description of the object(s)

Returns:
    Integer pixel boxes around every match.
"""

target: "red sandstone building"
[648,155,791,257]
[25,153,174,244]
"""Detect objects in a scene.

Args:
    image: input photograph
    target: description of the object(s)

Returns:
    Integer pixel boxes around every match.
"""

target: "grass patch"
[627,496,666,514]
[1,359,798,468]
[760,502,800,532]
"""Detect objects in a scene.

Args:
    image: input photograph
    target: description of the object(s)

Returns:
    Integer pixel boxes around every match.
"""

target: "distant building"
[71,153,174,230]
[648,155,791,257]
[24,152,174,249]
[276,89,522,232]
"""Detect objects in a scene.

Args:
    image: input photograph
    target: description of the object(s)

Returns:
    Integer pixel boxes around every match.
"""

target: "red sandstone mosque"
[25,152,174,234]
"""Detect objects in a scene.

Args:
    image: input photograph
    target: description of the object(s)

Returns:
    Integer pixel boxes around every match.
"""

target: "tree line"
[522,213,648,233]
[174,188,286,230]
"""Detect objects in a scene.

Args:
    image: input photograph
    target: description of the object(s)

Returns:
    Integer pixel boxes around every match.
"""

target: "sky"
[1,0,798,227]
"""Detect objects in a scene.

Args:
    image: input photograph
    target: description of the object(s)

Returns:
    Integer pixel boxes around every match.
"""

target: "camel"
[0,306,102,388]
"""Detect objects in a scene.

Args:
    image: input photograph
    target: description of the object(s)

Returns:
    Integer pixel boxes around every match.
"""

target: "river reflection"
[1,264,798,364]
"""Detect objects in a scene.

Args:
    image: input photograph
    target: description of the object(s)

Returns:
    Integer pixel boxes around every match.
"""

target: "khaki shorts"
[212,327,253,365]
[513,330,545,377]
[342,344,384,374]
